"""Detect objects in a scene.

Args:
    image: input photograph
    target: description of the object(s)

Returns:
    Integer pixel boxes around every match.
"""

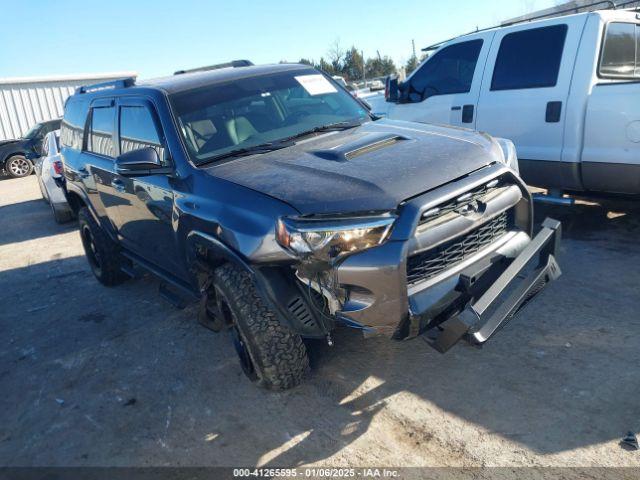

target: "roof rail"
[422,0,622,52]
[75,77,136,94]
[173,60,254,75]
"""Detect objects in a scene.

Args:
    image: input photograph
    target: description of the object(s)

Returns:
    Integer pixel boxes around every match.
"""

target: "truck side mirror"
[116,147,171,176]
[385,75,399,103]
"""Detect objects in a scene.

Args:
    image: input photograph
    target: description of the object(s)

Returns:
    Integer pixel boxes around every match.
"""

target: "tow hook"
[326,333,334,347]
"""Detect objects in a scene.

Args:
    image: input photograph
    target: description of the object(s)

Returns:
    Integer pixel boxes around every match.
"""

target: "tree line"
[293,41,404,81]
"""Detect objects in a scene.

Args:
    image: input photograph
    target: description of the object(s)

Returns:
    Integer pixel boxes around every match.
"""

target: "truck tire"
[6,155,33,178]
[51,202,73,224]
[213,263,310,390]
[78,207,128,286]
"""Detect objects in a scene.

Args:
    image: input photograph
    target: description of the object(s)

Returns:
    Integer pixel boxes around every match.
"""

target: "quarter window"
[599,22,640,79]
[406,39,483,101]
[61,100,87,150]
[87,106,115,157]
[119,106,166,162]
[491,24,568,91]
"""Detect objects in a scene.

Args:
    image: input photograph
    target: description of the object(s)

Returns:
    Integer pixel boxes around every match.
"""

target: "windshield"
[169,69,370,165]
[23,124,41,139]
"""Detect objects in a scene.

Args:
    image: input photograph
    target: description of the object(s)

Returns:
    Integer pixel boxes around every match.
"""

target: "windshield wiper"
[196,141,294,165]
[278,120,363,143]
[196,121,362,166]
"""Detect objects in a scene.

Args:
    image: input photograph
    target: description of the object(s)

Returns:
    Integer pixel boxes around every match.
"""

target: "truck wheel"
[6,155,33,178]
[78,207,128,286]
[213,264,310,390]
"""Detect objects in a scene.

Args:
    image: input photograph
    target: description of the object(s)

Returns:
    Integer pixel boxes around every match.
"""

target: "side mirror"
[385,75,399,103]
[115,147,169,176]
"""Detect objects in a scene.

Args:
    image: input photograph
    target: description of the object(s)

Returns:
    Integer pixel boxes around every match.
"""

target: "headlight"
[276,214,396,261]
[495,137,519,174]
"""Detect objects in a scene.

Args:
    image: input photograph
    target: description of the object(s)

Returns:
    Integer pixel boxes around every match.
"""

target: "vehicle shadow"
[0,198,76,246]
[0,197,638,466]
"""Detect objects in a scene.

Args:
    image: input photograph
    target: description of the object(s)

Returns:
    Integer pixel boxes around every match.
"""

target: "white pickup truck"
[370,8,640,196]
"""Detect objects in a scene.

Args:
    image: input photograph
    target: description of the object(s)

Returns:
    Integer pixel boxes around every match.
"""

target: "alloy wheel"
[8,158,31,176]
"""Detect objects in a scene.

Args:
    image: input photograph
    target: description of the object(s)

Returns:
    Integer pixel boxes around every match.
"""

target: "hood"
[0,139,20,147]
[205,119,500,215]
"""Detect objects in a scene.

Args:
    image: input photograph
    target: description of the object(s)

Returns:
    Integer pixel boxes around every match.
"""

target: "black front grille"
[407,212,509,284]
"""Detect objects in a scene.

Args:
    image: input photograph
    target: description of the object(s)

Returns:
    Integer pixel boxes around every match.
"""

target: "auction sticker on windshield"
[295,75,338,95]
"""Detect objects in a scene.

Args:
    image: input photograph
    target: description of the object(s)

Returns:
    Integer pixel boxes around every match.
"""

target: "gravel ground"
[0,175,639,469]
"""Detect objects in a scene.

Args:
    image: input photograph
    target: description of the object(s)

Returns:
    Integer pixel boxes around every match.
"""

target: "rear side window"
[599,22,640,78]
[61,100,87,150]
[407,39,483,100]
[87,106,115,157]
[119,106,166,163]
[491,24,568,90]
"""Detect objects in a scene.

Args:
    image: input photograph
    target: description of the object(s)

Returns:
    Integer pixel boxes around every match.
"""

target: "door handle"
[546,101,562,123]
[451,106,462,111]
[111,178,126,192]
[462,105,474,123]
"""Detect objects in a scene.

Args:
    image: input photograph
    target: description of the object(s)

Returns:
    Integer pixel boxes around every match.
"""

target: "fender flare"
[2,150,28,168]
[185,230,329,338]
[185,230,253,282]
[64,182,105,228]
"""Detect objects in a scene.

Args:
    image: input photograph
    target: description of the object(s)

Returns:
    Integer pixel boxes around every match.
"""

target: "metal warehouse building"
[0,72,136,141]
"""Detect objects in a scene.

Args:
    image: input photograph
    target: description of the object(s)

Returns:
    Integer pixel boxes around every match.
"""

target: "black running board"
[120,250,199,302]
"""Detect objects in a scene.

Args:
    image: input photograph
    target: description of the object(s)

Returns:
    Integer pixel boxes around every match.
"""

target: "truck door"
[476,18,587,187]
[387,32,494,128]
[582,20,640,194]
[113,98,187,279]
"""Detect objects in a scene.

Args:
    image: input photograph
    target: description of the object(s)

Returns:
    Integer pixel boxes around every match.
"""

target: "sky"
[0,0,559,80]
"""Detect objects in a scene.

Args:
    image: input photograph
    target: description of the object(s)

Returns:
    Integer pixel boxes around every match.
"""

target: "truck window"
[87,106,116,158]
[405,39,483,101]
[599,22,640,79]
[119,105,167,163]
[491,24,568,91]
[61,100,87,150]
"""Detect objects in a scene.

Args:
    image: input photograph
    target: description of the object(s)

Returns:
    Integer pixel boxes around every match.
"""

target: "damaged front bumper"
[332,216,561,351]
[424,217,561,352]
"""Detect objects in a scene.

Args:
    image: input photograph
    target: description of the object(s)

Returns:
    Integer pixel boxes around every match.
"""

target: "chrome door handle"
[111,179,125,192]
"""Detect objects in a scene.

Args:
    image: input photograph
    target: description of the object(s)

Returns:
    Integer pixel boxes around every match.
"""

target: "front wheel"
[6,155,33,178]
[213,264,310,390]
[78,207,129,286]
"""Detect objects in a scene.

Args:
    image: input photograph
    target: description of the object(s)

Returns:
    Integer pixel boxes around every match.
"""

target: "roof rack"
[173,60,254,75]
[421,0,634,51]
[75,77,136,94]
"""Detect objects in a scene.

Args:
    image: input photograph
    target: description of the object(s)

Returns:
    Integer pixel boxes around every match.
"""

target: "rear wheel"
[6,155,33,178]
[51,202,73,224]
[78,207,128,286]
[213,264,309,390]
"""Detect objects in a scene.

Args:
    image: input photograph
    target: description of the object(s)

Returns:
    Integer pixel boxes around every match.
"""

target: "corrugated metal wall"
[0,73,136,141]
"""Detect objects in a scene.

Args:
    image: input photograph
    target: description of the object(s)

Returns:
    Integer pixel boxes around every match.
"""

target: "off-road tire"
[6,155,33,178]
[78,207,128,286]
[213,264,310,390]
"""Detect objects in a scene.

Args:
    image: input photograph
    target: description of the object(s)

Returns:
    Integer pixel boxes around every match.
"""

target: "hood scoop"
[311,132,409,162]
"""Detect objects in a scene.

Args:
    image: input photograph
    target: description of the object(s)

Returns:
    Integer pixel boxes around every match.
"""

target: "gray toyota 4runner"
[61,62,562,390]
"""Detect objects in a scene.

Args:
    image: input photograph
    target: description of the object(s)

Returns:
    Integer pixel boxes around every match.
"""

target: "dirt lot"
[0,175,639,468]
